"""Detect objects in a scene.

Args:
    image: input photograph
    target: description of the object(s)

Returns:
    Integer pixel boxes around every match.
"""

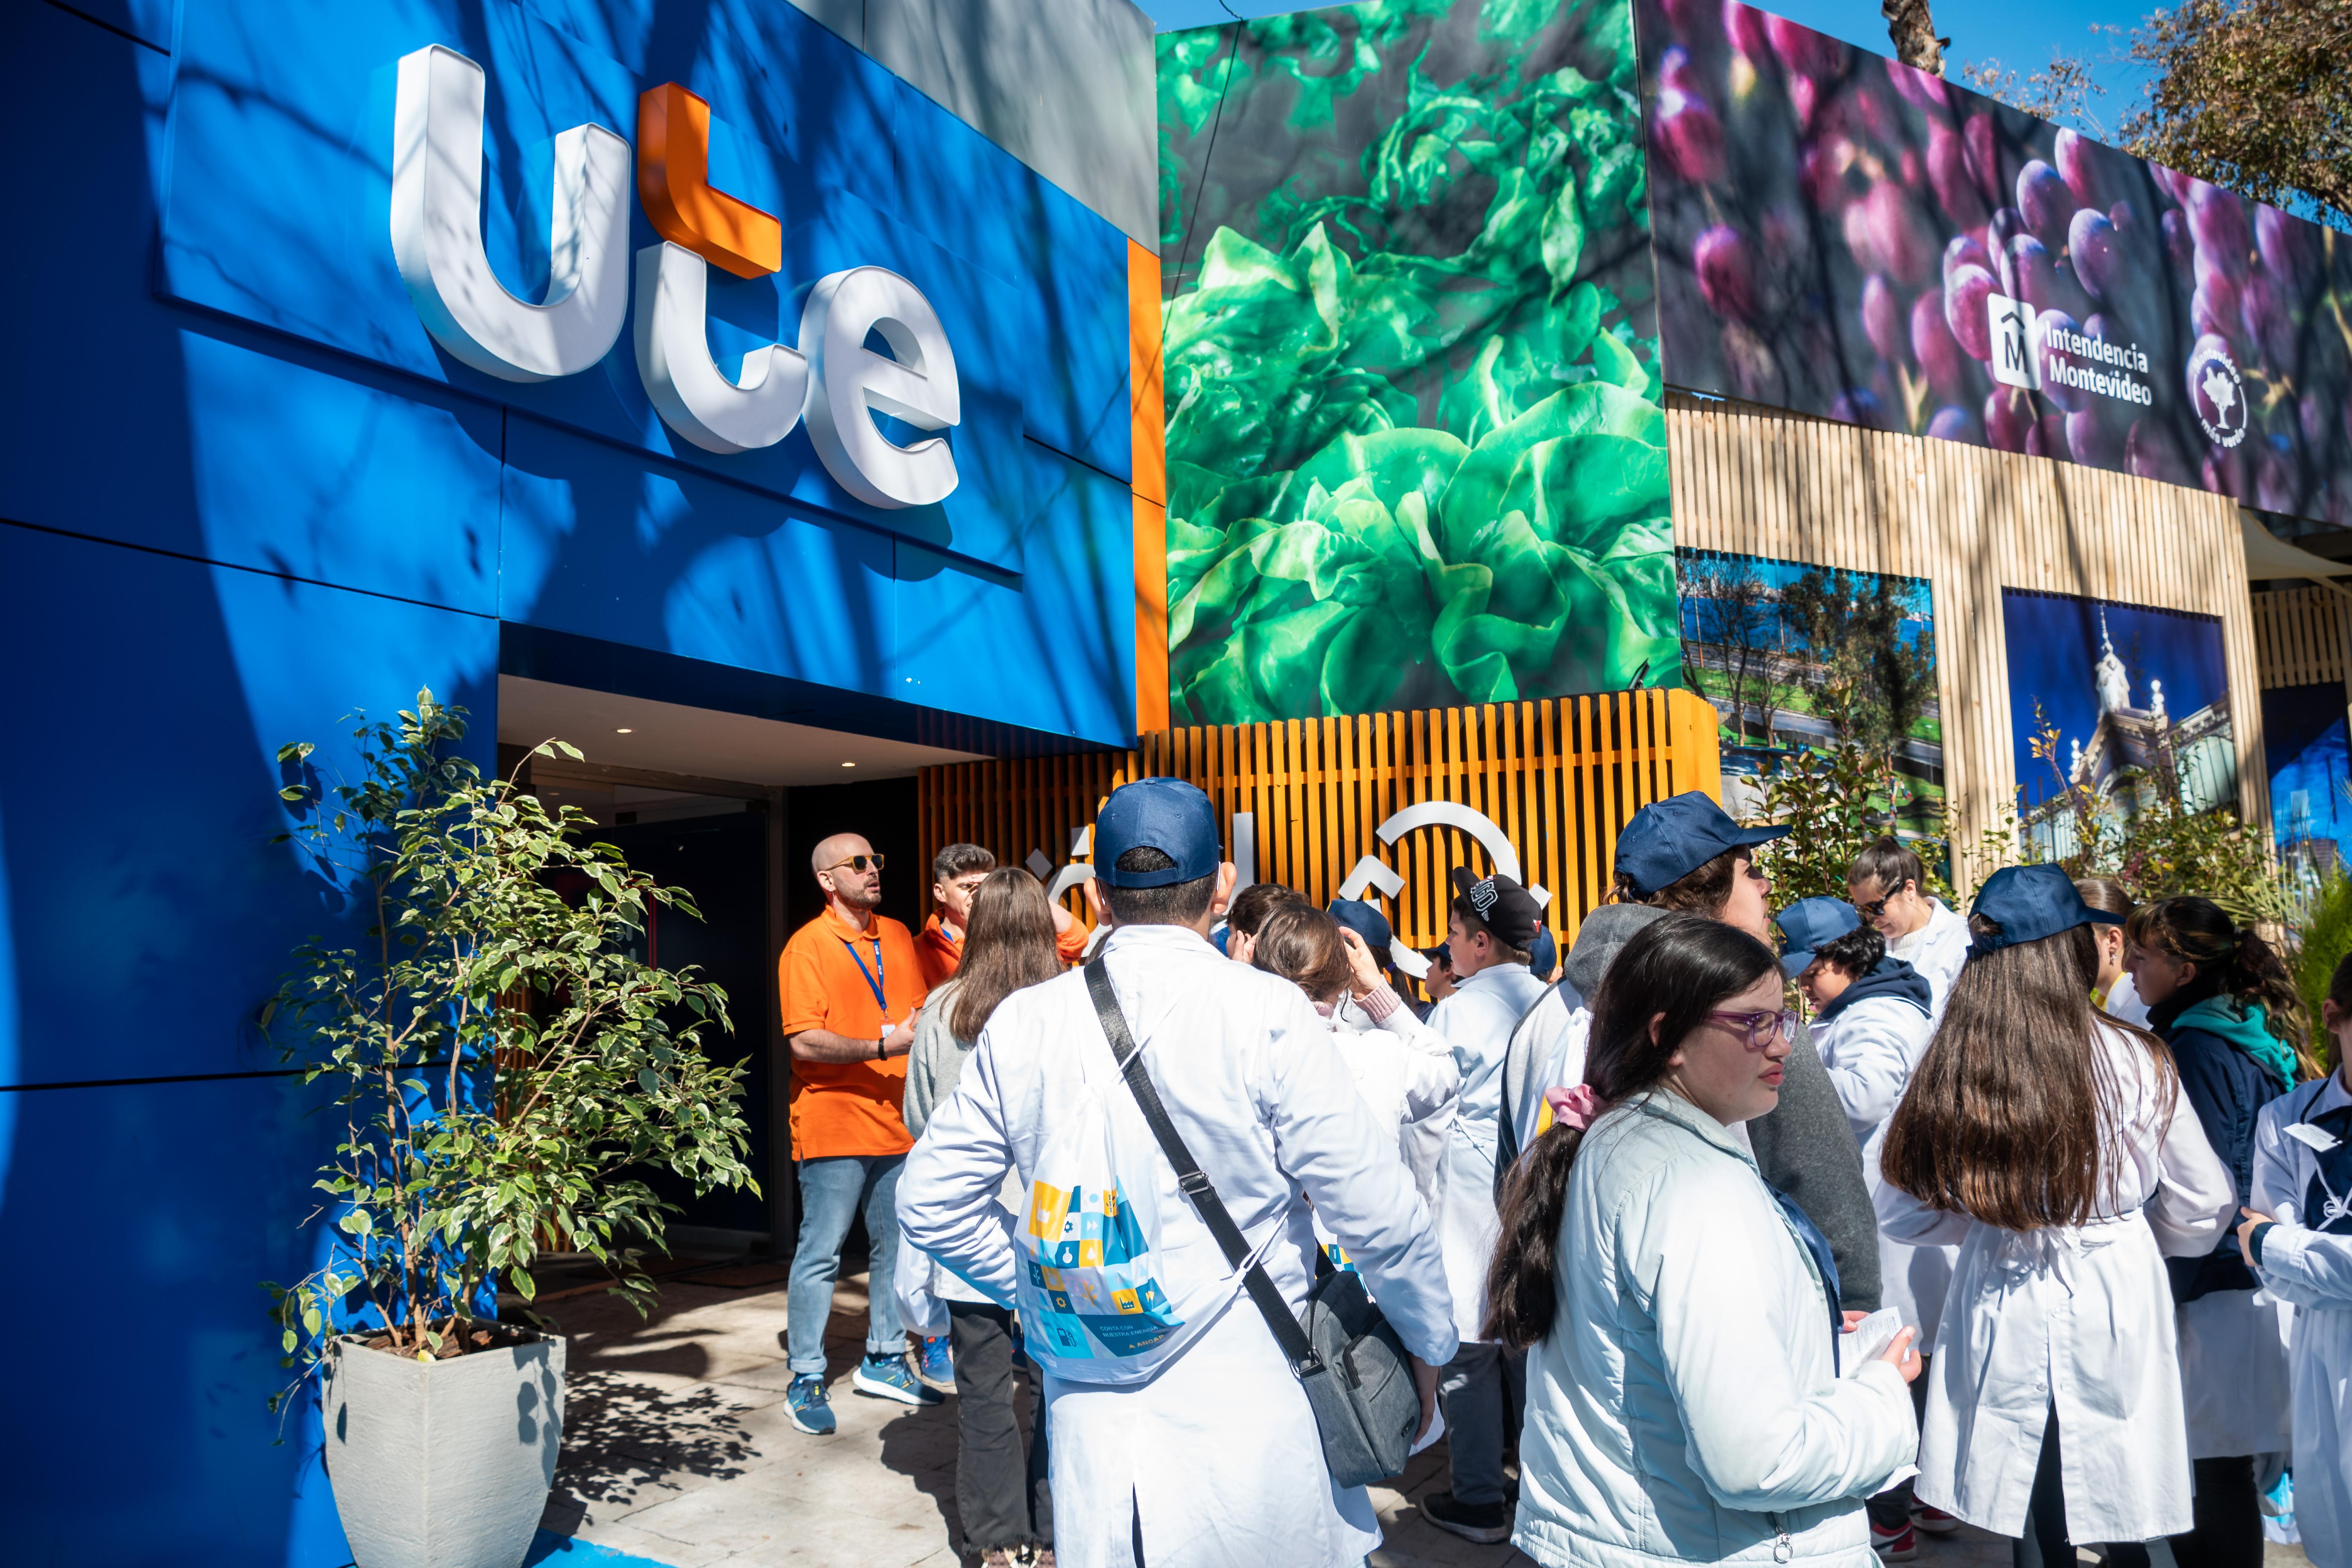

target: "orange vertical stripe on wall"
[1129,240,1171,736]
[1128,240,1168,509]
[1132,495,1170,738]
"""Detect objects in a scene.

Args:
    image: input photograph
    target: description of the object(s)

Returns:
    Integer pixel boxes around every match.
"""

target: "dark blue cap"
[1776,896,1861,977]
[1968,864,2122,956]
[1327,898,1395,969]
[1094,778,1222,888]
[1614,791,1788,897]
[1530,926,1557,980]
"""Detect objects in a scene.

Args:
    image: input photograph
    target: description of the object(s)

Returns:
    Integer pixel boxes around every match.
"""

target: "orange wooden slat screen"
[916,689,1723,956]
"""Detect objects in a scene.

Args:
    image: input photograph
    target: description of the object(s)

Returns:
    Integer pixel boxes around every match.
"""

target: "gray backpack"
[1083,959,1422,1488]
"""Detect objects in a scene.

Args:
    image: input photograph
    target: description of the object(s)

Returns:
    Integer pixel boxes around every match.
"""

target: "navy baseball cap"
[1530,926,1558,980]
[1968,864,2123,956]
[1094,778,1223,888]
[1328,898,1395,969]
[1777,896,1861,977]
[1614,791,1788,897]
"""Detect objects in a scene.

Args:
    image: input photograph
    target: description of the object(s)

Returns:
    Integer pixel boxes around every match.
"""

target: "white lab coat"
[896,924,1459,1568]
[1814,990,1956,1357]
[1812,994,1928,1143]
[1505,983,1590,1158]
[2252,1072,2352,1565]
[1884,898,1969,1024]
[1875,1022,2234,1541]
[1328,991,1462,1209]
[1429,961,1553,1342]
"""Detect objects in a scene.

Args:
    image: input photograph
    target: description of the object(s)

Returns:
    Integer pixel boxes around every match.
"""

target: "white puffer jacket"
[1514,1091,1916,1568]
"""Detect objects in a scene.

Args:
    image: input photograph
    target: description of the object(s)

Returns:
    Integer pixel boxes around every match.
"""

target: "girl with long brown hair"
[1876,866,2235,1568]
[901,868,1062,1568]
[1481,913,1919,1568]
[1249,901,1461,1207]
[2122,896,2301,1566]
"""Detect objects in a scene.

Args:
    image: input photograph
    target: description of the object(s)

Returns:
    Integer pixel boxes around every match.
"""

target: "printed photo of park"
[1676,548,1944,837]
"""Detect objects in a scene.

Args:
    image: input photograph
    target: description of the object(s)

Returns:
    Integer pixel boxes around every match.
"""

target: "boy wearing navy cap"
[1609,792,1883,1318]
[1421,866,1554,1544]
[899,779,1459,1568]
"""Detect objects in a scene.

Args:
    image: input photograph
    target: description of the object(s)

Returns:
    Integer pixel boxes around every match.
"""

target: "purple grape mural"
[1640,0,2352,525]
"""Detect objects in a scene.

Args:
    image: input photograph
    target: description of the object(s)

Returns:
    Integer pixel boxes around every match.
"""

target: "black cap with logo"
[1449,867,1545,951]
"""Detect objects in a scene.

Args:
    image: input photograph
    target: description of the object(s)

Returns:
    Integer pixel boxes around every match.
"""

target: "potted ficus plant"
[261,690,757,1568]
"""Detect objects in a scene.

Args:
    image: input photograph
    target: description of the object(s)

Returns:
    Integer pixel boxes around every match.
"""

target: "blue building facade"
[1,0,1152,1556]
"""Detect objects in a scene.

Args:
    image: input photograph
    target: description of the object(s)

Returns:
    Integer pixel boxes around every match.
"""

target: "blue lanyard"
[842,936,887,1014]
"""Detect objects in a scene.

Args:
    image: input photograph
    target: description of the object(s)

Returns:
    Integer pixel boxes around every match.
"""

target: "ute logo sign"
[390,45,958,509]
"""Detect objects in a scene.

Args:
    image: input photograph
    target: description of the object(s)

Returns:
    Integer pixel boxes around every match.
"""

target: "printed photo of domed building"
[2005,591,2238,862]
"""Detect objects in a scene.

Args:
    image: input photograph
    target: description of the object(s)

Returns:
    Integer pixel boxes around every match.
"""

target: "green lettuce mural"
[1159,0,1676,724]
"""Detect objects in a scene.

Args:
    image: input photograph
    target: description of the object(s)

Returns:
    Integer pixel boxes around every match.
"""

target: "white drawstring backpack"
[1011,1031,1247,1385]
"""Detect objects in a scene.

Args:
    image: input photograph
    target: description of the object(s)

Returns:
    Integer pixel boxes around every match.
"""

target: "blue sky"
[2001,590,2228,811]
[1131,0,2160,133]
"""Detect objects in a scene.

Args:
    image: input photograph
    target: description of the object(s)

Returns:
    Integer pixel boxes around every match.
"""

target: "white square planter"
[322,1332,566,1568]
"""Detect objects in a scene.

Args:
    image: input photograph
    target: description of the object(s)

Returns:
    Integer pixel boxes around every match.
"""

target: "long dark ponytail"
[1480,914,1780,1348]
[2127,895,2317,1079]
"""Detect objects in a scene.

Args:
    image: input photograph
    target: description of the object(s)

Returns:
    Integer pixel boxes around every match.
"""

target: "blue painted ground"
[525,1529,679,1567]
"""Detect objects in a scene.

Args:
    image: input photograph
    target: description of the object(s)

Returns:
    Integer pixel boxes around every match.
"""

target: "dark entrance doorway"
[598,808,774,1243]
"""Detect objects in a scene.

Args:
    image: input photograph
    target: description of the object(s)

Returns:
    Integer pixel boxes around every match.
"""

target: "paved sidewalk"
[534,1265,2300,1568]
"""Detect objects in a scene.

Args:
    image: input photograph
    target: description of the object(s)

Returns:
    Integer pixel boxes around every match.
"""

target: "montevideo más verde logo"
[2188,341,2249,449]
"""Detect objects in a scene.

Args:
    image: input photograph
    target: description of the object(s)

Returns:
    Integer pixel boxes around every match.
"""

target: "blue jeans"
[787,1153,906,1377]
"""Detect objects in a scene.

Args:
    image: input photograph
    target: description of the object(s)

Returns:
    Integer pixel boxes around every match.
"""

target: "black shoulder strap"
[1083,956,1323,1377]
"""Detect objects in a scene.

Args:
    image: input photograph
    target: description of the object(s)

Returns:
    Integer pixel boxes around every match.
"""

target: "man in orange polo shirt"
[777,831,939,1435]
[915,842,1091,988]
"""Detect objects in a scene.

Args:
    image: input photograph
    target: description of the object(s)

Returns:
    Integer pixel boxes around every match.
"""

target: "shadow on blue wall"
[3,8,473,1564]
[1,0,1141,1559]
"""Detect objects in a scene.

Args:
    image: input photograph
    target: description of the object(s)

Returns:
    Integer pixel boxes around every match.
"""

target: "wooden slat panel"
[1665,390,2281,888]
[917,691,1723,953]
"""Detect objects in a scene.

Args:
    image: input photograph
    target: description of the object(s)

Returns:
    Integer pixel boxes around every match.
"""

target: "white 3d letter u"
[391,45,630,382]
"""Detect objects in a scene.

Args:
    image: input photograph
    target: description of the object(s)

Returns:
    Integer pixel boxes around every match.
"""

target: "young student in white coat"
[1847,838,1970,1024]
[1497,904,1665,1167]
[1876,866,2236,1567]
[2075,877,2150,1026]
[1776,896,1948,1559]
[1775,898,1932,1142]
[897,779,1456,1568]
[2247,950,2352,1568]
[1250,900,1461,1209]
[1421,867,1553,1544]
[1484,912,1922,1568]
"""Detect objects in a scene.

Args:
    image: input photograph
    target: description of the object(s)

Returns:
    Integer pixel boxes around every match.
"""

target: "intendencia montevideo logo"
[2037,322,2154,406]
[1985,294,2154,408]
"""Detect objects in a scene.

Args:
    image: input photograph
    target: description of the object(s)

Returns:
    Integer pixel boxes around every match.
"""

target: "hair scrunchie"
[1544,1083,1606,1132]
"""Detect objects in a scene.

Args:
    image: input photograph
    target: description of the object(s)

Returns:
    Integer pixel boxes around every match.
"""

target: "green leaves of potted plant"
[260,690,756,1568]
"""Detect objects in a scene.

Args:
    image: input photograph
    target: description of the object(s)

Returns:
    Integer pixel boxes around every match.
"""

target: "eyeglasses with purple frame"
[1704,1009,1798,1051]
